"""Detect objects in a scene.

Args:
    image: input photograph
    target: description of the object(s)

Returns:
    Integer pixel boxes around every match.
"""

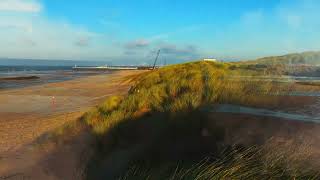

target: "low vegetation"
[82,62,287,135]
[120,140,317,180]
[237,51,320,76]
[46,60,319,179]
[245,51,320,65]
[295,81,320,87]
[70,61,320,179]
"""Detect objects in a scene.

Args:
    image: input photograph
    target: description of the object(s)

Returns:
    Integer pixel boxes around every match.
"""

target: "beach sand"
[0,70,145,179]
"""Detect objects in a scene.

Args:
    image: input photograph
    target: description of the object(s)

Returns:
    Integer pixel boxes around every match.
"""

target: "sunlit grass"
[78,61,313,179]
[84,61,288,135]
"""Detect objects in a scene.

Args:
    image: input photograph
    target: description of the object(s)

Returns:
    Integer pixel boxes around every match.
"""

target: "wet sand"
[0,70,145,179]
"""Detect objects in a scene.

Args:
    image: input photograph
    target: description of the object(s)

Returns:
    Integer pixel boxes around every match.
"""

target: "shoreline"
[0,70,145,153]
[0,70,146,179]
[0,75,40,81]
[0,70,113,90]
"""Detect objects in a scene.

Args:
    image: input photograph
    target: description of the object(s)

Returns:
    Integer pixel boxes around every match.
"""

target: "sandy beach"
[1,68,320,179]
[0,70,145,179]
[0,70,144,153]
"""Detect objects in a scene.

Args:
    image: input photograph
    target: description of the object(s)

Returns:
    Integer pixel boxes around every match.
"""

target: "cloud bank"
[0,0,41,13]
[0,0,115,60]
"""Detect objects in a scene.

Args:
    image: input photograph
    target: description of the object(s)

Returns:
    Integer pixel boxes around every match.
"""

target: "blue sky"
[0,0,319,64]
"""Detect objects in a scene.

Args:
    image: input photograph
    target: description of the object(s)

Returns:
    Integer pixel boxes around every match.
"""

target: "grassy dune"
[55,61,317,179]
[83,62,284,134]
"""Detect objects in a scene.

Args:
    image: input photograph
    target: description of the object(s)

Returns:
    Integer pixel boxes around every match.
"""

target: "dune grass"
[82,62,286,135]
[295,81,320,87]
[120,141,317,180]
[76,61,319,179]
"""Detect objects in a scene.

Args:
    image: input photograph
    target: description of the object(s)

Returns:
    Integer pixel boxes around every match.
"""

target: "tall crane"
[152,49,161,70]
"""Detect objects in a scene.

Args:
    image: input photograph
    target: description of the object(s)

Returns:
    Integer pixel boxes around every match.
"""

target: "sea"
[0,59,110,89]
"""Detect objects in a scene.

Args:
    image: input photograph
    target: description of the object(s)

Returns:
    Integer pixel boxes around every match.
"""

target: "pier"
[72,65,160,71]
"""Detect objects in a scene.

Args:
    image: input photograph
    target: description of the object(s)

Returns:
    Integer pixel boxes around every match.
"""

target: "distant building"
[203,58,217,62]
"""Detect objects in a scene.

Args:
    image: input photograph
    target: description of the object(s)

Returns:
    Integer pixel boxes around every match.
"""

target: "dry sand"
[0,70,145,179]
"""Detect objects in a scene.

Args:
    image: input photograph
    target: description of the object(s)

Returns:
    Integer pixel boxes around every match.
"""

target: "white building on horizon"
[203,58,218,62]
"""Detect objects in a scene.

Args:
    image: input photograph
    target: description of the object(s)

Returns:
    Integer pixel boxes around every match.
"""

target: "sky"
[0,0,320,64]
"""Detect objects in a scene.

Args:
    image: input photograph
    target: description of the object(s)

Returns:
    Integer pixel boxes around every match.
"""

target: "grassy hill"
[51,61,318,179]
[247,51,320,65]
[71,61,319,179]
[236,51,320,76]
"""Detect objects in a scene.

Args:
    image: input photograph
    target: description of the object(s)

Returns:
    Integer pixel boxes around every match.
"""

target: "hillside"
[54,61,317,179]
[248,51,320,65]
[236,51,320,76]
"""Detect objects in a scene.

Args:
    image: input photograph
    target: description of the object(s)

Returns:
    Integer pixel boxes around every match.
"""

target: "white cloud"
[125,39,150,49]
[0,0,42,13]
[0,7,114,60]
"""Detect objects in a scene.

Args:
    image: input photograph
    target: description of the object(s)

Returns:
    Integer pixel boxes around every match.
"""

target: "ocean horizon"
[0,62,111,90]
[0,58,111,67]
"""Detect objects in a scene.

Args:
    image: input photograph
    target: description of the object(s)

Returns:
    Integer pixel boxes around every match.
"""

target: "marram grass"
[80,61,315,179]
[83,61,287,135]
